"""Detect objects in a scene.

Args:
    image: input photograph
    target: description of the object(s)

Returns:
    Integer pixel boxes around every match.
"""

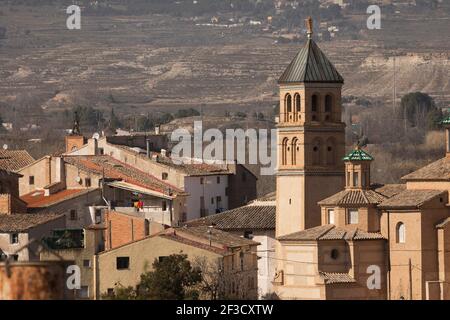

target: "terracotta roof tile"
[176,225,259,248]
[159,233,228,256]
[63,155,184,196]
[114,144,231,176]
[402,157,450,181]
[319,272,356,284]
[187,203,275,230]
[373,184,406,198]
[378,189,446,209]
[278,225,385,241]
[21,189,98,208]
[319,189,386,206]
[0,213,63,232]
[0,150,35,172]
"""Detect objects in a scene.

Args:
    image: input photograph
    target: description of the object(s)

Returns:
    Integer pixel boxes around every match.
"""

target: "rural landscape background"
[0,0,449,195]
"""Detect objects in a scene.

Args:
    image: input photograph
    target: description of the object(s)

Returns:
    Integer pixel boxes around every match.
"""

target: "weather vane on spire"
[72,111,81,135]
[305,16,313,39]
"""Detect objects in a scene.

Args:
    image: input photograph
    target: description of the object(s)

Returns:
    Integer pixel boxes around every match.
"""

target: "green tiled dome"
[441,116,450,125]
[342,148,374,161]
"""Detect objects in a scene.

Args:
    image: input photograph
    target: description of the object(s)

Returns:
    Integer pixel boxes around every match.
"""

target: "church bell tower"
[276,17,346,237]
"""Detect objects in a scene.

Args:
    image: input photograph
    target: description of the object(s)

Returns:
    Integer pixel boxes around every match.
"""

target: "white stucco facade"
[184,175,229,221]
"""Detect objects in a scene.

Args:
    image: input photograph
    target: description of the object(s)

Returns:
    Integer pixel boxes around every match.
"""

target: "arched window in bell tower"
[285,94,292,122]
[311,94,319,121]
[281,138,289,166]
[294,94,301,121]
[325,95,333,112]
[312,138,322,165]
[291,138,299,165]
[326,137,336,165]
[325,94,333,122]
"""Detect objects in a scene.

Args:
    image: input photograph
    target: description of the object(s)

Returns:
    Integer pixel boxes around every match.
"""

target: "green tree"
[136,115,154,132]
[102,286,139,300]
[234,111,247,119]
[109,107,122,132]
[400,92,440,130]
[174,108,200,119]
[138,254,202,300]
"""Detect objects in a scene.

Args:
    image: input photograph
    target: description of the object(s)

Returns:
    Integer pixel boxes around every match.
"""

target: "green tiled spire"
[342,147,374,162]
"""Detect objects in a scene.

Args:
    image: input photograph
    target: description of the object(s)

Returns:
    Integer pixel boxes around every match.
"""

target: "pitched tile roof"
[0,213,63,233]
[436,217,450,229]
[278,39,344,84]
[378,189,446,209]
[373,184,406,198]
[256,192,276,201]
[319,272,356,284]
[159,233,229,256]
[402,157,450,181]
[63,155,184,196]
[277,225,385,241]
[318,189,386,206]
[156,155,232,176]
[176,225,259,248]
[342,148,374,161]
[0,150,35,172]
[21,188,98,208]
[186,203,275,230]
[114,144,231,176]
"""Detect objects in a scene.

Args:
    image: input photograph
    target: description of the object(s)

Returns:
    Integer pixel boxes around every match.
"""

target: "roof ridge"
[316,224,336,239]
[360,189,370,204]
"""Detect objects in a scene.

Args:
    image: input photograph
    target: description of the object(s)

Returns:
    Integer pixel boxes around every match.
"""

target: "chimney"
[55,156,65,184]
[87,138,99,156]
[146,139,151,158]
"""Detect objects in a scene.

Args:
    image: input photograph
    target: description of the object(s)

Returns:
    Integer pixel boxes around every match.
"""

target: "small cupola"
[342,146,374,190]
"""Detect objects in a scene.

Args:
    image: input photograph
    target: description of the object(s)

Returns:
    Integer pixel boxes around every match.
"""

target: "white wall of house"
[43,190,103,229]
[184,175,228,221]
[230,230,276,299]
[0,216,65,262]
[253,230,276,298]
[0,233,29,261]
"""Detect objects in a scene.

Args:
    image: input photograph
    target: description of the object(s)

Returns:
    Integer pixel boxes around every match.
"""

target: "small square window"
[10,254,19,261]
[10,233,19,244]
[162,173,168,180]
[29,176,35,185]
[85,178,91,187]
[83,259,91,268]
[107,288,114,296]
[116,257,130,270]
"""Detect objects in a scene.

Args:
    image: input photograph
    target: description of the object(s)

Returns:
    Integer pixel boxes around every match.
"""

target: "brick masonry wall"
[105,211,148,250]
